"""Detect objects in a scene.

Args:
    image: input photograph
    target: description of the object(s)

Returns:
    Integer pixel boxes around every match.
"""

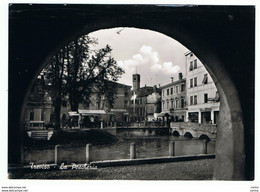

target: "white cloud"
[117,45,181,86]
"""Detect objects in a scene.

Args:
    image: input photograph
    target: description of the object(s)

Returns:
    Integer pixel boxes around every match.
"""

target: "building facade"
[160,73,186,122]
[60,81,132,127]
[129,73,156,122]
[146,86,161,121]
[185,51,220,124]
[24,76,53,124]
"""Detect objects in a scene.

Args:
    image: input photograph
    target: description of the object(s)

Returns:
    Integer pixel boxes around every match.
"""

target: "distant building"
[185,51,220,124]
[146,86,162,121]
[160,73,186,122]
[60,81,132,127]
[129,73,156,122]
[24,76,53,124]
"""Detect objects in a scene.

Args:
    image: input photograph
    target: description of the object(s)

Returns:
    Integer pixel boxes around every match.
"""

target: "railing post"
[203,139,208,154]
[86,144,92,164]
[169,141,175,156]
[130,142,136,159]
[55,145,61,165]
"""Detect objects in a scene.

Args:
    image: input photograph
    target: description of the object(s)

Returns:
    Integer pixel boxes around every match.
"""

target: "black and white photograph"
[1,1,259,191]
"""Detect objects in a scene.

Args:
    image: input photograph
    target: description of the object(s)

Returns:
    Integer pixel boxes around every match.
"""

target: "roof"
[160,78,186,89]
[132,86,154,98]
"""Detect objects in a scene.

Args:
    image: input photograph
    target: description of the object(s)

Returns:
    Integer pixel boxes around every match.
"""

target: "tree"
[42,35,124,129]
[43,48,66,129]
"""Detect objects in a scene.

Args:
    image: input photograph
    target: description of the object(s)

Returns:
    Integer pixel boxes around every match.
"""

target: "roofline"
[160,78,186,89]
[184,50,192,56]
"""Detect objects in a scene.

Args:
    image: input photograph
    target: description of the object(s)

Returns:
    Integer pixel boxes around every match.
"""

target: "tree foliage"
[42,35,124,129]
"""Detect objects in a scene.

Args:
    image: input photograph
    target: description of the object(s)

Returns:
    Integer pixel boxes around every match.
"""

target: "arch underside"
[9,4,254,180]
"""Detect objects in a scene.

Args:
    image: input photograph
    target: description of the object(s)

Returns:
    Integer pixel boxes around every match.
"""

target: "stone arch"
[199,134,210,142]
[9,5,254,180]
[172,130,180,136]
[184,132,193,138]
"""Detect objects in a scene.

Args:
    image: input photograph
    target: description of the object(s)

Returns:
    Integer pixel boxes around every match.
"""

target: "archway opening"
[199,134,210,142]
[172,131,180,137]
[184,132,193,139]
[10,5,252,180]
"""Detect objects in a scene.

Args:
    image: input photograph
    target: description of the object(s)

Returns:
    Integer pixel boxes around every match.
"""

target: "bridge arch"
[9,5,254,180]
[199,134,210,142]
[184,132,193,138]
[172,130,180,136]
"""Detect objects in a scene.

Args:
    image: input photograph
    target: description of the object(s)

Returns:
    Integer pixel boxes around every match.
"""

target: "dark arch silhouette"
[199,134,210,142]
[9,4,255,180]
[184,132,193,138]
[172,130,180,136]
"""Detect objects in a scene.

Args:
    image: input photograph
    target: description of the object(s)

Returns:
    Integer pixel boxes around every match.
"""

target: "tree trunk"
[53,98,61,130]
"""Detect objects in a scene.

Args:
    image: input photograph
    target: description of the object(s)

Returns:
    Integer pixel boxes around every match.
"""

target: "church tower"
[132,74,140,90]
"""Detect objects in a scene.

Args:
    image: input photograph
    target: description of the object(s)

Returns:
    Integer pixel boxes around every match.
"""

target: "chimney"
[153,85,157,92]
[171,77,174,83]
[179,73,183,80]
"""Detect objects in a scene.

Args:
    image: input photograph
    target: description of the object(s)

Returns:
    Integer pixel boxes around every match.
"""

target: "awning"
[111,109,127,112]
[68,111,79,116]
[157,112,170,117]
[78,109,106,116]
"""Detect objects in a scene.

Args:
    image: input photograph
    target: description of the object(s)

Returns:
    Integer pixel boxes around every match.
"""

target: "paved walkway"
[12,159,214,180]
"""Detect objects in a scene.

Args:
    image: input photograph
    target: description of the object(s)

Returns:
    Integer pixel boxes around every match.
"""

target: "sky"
[88,28,189,88]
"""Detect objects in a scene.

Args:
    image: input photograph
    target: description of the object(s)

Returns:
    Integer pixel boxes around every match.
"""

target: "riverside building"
[160,73,186,122]
[185,51,220,124]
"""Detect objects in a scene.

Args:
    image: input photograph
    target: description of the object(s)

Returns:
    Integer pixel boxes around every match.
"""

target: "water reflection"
[24,130,215,164]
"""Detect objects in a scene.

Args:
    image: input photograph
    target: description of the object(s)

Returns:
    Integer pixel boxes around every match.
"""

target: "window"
[194,59,197,69]
[189,61,193,71]
[171,88,173,95]
[204,93,208,103]
[162,90,164,96]
[167,89,169,95]
[167,102,169,109]
[194,95,197,105]
[194,77,197,86]
[202,74,208,84]
[176,86,178,93]
[181,84,185,92]
[140,99,142,104]
[171,100,174,108]
[162,101,165,109]
[30,111,34,121]
[181,99,185,108]
[190,79,193,88]
[41,110,45,121]
[124,100,128,107]
[176,100,179,108]
[190,96,193,105]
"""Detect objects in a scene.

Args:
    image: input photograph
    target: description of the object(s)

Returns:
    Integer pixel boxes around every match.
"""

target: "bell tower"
[133,74,140,90]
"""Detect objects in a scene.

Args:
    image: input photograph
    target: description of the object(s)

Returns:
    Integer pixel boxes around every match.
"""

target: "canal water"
[24,130,215,165]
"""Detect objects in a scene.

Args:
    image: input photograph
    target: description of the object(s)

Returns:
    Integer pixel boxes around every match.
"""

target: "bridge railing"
[53,140,211,165]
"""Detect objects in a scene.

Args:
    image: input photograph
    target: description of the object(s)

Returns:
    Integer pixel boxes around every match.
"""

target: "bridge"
[170,122,217,140]
[102,122,169,136]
